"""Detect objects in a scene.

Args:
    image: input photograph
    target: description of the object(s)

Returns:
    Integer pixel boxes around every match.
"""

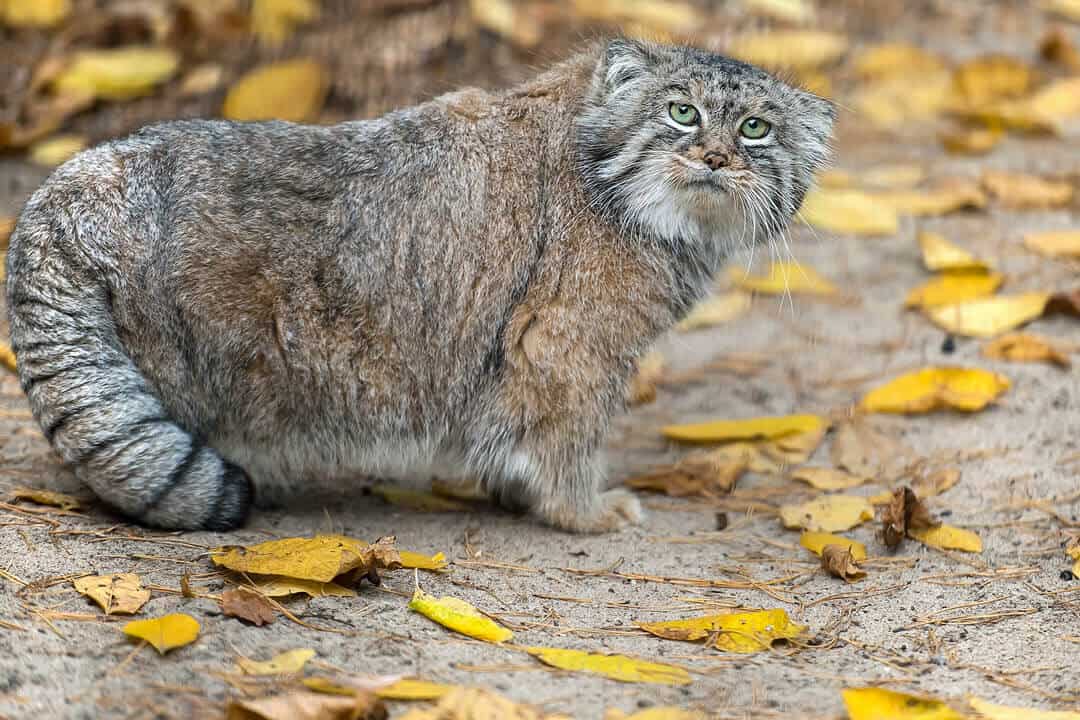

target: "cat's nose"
[703,150,728,171]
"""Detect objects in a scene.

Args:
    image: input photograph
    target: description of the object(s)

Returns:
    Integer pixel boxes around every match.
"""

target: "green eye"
[669,103,700,126]
[739,117,771,140]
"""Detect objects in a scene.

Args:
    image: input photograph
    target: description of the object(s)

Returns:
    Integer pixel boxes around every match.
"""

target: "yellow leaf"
[372,485,471,512]
[743,0,815,23]
[940,126,1003,156]
[211,534,400,583]
[1025,230,1080,258]
[73,573,150,615]
[728,30,848,71]
[1028,76,1080,120]
[122,613,200,654]
[875,179,987,216]
[250,0,319,46]
[399,551,449,571]
[52,47,180,101]
[982,170,1074,209]
[248,576,357,598]
[639,609,806,653]
[395,687,565,720]
[790,467,867,490]
[408,588,513,643]
[28,134,86,167]
[0,342,15,373]
[861,367,1010,413]
[925,293,1052,338]
[918,231,991,273]
[969,696,1080,720]
[607,709,707,720]
[377,679,454,701]
[842,688,965,720]
[662,413,824,444]
[853,72,952,129]
[470,0,543,47]
[861,164,927,189]
[982,333,1071,368]
[760,422,828,465]
[1045,0,1080,22]
[227,691,384,720]
[951,55,1036,107]
[730,262,838,295]
[237,648,316,676]
[799,188,899,236]
[223,59,327,123]
[912,468,962,499]
[1,0,70,27]
[799,531,867,561]
[909,524,983,553]
[12,486,81,511]
[569,0,700,34]
[523,646,691,685]
[904,272,1004,309]
[779,495,875,532]
[853,43,946,80]
[677,292,751,331]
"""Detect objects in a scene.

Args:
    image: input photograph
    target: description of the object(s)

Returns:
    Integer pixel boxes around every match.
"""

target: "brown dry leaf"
[860,367,1011,413]
[73,573,150,615]
[250,0,319,46]
[1024,230,1080,258]
[524,646,691,685]
[800,531,867,561]
[728,30,848,71]
[905,272,1004,309]
[12,486,82,510]
[875,178,987,217]
[951,55,1036,107]
[881,487,938,548]
[396,687,565,720]
[226,691,385,720]
[1067,537,1080,578]
[925,293,1052,338]
[28,134,86,167]
[941,126,1003,156]
[790,466,867,490]
[779,495,875,532]
[639,609,806,653]
[982,333,1071,368]
[1047,288,1080,317]
[236,648,315,676]
[677,292,751,331]
[730,262,838,295]
[122,613,200,654]
[982,170,1074,209]
[1040,28,1080,72]
[52,47,180,101]
[625,447,747,497]
[830,418,913,480]
[628,351,665,406]
[799,187,899,236]
[211,534,400,583]
[221,588,276,626]
[223,59,327,123]
[852,43,946,80]
[1,0,70,27]
[911,468,961,499]
[918,231,992,273]
[821,544,866,582]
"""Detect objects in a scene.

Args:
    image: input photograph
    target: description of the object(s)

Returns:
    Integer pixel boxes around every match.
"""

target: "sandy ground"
[2,9,1080,720]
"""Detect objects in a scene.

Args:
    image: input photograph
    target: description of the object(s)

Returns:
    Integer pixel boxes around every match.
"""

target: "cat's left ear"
[600,38,659,93]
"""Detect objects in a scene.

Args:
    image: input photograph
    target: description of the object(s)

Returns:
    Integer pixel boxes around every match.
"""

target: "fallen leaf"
[0,216,13,249]
[763,421,828,464]
[925,293,1052,337]
[861,164,928,190]
[223,59,327,123]
[969,696,1080,720]
[982,170,1074,209]
[728,30,848,71]
[1067,538,1080,578]
[830,418,913,480]
[743,0,815,23]
[628,351,665,406]
[790,467,867,490]
[248,576,357,598]
[799,187,899,236]
[178,63,225,96]
[211,535,401,583]
[982,333,1071,368]
[860,367,1011,413]
[1044,0,1080,23]
[951,55,1036,107]
[662,413,825,444]
[876,179,988,216]
[52,47,180,100]
[372,485,472,512]
[221,588,276,626]
[909,524,983,553]
[1,0,70,27]
[305,676,453,701]
[226,691,385,720]
[398,551,449,571]
[1047,289,1080,317]
[122,613,200,654]
[250,0,319,46]
[730,261,838,296]
[523,646,691,685]
[639,609,806,653]
[1024,230,1080,258]
[917,231,992,273]
[73,574,150,615]
[853,71,952,129]
[821,544,866,582]
[912,468,962,498]
[842,687,964,720]
[409,588,512,643]
[237,648,315,676]
[800,531,867,561]
[395,687,563,720]
[470,0,544,47]
[12,486,82,510]
[28,134,86,167]
[881,487,938,548]
[570,0,700,34]
[853,43,946,80]
[904,272,1004,309]
[779,495,875,532]
[940,126,1003,155]
[625,447,746,497]
[676,292,751,331]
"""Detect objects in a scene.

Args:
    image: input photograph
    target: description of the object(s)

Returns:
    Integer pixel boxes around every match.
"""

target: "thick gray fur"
[5,40,833,532]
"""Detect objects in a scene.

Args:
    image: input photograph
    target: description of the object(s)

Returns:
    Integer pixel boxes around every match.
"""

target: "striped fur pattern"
[5,39,832,532]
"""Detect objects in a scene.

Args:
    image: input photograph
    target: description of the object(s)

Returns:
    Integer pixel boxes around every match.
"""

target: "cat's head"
[577,39,834,253]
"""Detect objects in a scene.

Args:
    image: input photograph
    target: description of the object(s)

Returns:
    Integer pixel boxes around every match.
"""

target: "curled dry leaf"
[223,59,327,123]
[639,609,806,653]
[408,588,513,643]
[842,687,964,720]
[211,534,401,583]
[12,486,82,511]
[798,188,899,236]
[982,333,1071,369]
[52,47,180,100]
[221,588,276,626]
[122,613,200,654]
[1047,289,1080,317]
[676,292,751,331]
[236,648,315,676]
[925,293,1051,338]
[860,367,1010,414]
[909,525,983,553]
[881,487,938,548]
[917,231,991,273]
[28,134,86,167]
[627,351,665,406]
[729,262,838,296]
[981,170,1074,209]
[226,691,386,720]
[904,272,1004,309]
[728,30,848,71]
[800,531,867,561]
[395,687,566,720]
[779,495,875,532]
[73,573,150,615]
[1024,230,1080,258]
[821,544,866,582]
[625,447,746,498]
[523,646,691,685]
[969,696,1080,720]
[790,467,867,490]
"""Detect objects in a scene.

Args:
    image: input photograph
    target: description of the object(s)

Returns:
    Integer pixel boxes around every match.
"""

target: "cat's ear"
[600,38,658,93]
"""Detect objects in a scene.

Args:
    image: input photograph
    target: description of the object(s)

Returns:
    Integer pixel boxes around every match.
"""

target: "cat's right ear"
[601,38,657,93]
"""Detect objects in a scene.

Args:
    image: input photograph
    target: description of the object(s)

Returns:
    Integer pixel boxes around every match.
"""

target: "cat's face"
[578,39,834,249]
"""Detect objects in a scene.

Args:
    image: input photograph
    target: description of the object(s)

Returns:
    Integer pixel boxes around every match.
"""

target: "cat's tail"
[3,166,251,531]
